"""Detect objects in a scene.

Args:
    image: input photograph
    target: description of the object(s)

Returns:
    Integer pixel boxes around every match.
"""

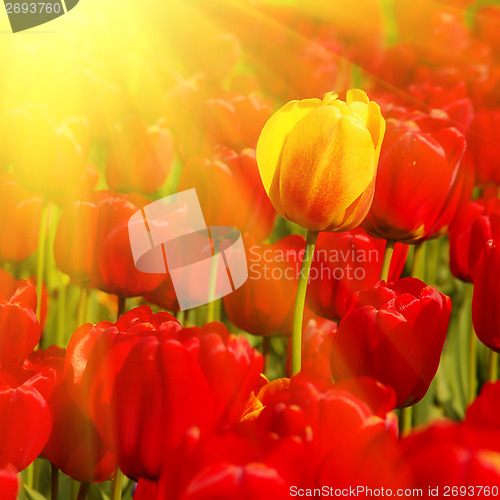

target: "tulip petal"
[256,98,322,196]
[279,106,376,231]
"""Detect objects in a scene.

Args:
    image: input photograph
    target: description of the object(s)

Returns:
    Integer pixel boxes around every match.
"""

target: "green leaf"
[23,485,48,500]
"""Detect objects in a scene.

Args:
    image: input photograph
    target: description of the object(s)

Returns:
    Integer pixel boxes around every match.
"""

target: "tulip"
[179,146,276,242]
[223,235,304,336]
[240,375,398,491]
[0,467,18,500]
[256,89,385,233]
[28,347,116,483]
[306,229,408,321]
[178,464,289,500]
[285,316,338,380]
[0,365,54,471]
[399,422,500,490]
[8,106,89,196]
[106,117,175,195]
[472,240,500,352]
[0,175,42,263]
[331,278,451,407]
[474,5,500,57]
[77,307,263,482]
[362,123,468,244]
[143,274,180,312]
[0,269,41,366]
[449,197,500,282]
[54,191,165,296]
[394,0,469,65]
[468,109,500,186]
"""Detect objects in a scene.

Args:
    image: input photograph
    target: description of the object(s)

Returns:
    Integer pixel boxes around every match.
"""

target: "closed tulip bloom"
[0,467,18,500]
[179,146,276,242]
[331,278,451,408]
[0,175,42,263]
[28,347,116,483]
[0,366,54,471]
[472,240,500,352]
[362,124,468,244]
[468,109,500,186]
[256,89,385,232]
[306,229,408,321]
[9,107,89,196]
[78,307,263,482]
[54,192,165,296]
[399,422,500,490]
[178,464,289,500]
[450,198,500,282]
[106,117,175,195]
[0,270,41,366]
[223,236,304,336]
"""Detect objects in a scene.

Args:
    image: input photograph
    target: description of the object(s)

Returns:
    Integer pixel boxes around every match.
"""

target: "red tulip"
[362,124,468,243]
[472,240,500,352]
[106,117,175,195]
[54,191,165,296]
[179,146,276,242]
[468,109,500,186]
[399,422,500,490]
[394,0,469,65]
[306,229,408,321]
[78,307,263,482]
[143,274,180,312]
[285,317,338,380]
[223,235,304,336]
[28,347,116,483]
[331,278,451,407]
[0,466,19,500]
[449,197,500,282]
[0,269,41,366]
[0,365,54,471]
[475,5,500,56]
[178,464,289,500]
[240,375,398,490]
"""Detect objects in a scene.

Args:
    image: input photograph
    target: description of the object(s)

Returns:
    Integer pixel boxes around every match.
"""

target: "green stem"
[77,286,89,327]
[400,406,413,435]
[76,482,90,500]
[489,351,499,383]
[25,462,34,490]
[117,297,126,320]
[111,466,123,500]
[176,309,185,325]
[36,199,50,325]
[206,256,219,323]
[262,336,271,379]
[51,463,59,500]
[411,242,425,280]
[56,277,69,347]
[380,240,395,282]
[292,230,319,376]
[466,286,477,404]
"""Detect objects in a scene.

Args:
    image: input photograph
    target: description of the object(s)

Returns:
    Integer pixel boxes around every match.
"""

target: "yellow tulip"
[256,89,385,232]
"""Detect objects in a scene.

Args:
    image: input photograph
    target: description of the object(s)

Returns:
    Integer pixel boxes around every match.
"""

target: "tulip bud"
[331,278,451,407]
[362,125,468,244]
[306,229,408,321]
[256,89,385,232]
[472,240,500,352]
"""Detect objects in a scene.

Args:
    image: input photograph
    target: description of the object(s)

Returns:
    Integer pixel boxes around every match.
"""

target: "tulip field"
[3,0,500,498]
